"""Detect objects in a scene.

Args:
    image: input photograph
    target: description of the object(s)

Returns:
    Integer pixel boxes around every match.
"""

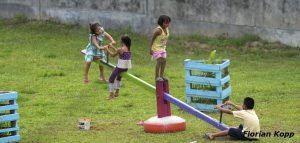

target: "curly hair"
[157,15,171,27]
[89,23,101,35]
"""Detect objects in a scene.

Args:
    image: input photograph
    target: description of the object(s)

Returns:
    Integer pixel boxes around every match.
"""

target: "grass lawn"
[0,19,300,143]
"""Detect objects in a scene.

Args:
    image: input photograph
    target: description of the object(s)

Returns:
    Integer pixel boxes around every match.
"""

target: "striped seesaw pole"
[81,49,229,131]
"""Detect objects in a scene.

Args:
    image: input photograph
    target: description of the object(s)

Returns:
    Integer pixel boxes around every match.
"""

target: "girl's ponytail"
[121,35,131,51]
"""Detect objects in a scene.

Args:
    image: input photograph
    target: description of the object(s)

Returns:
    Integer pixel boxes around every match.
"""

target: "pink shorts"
[152,51,167,60]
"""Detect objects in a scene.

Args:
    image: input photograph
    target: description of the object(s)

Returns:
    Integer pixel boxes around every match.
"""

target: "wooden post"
[156,80,171,118]
[163,79,171,116]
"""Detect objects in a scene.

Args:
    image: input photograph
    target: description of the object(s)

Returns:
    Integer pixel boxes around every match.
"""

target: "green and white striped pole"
[97,59,156,93]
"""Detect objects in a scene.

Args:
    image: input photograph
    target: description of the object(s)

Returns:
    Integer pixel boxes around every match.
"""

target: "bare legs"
[84,58,106,84]
[98,65,106,81]
[155,60,160,79]
[206,130,229,140]
[84,62,92,83]
[155,58,166,80]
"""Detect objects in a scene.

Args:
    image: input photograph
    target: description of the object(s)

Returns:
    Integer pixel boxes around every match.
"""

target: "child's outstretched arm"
[92,35,106,50]
[225,100,243,111]
[109,46,118,52]
[104,32,116,47]
[149,28,161,55]
[215,104,233,114]
[106,46,119,57]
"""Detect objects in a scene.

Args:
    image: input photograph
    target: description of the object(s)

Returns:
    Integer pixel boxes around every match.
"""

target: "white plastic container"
[78,118,91,130]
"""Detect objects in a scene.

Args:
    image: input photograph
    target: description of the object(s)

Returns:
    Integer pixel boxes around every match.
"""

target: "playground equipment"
[143,80,186,133]
[81,50,229,132]
[184,59,231,111]
[0,91,20,142]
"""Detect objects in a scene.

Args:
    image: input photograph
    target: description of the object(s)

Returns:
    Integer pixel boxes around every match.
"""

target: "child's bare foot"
[136,121,144,126]
[205,133,214,140]
[155,77,164,81]
[161,76,168,81]
[83,79,89,84]
[98,77,107,82]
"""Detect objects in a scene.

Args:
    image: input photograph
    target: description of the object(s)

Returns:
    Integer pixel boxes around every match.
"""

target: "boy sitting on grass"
[206,97,260,141]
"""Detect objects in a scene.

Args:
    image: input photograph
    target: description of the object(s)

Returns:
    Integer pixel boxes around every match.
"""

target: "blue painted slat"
[0,92,17,101]
[0,135,20,142]
[186,88,230,100]
[0,91,17,95]
[186,89,220,98]
[185,60,220,70]
[190,100,229,111]
[187,94,223,99]
[0,127,19,133]
[185,70,192,79]
[0,113,19,123]
[185,62,220,72]
[221,86,231,98]
[186,94,223,100]
[184,59,191,62]
[184,59,230,72]
[219,59,230,69]
[220,75,230,85]
[186,75,230,86]
[186,76,221,86]
[186,97,191,104]
[190,103,219,112]
[216,71,222,79]
[0,104,19,112]
[186,83,192,104]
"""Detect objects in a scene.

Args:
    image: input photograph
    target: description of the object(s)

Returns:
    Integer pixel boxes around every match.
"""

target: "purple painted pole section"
[163,93,229,131]
[163,80,171,116]
[156,80,171,118]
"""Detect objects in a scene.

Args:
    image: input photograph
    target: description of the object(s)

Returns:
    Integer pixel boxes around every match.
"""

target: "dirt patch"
[184,42,212,54]
[245,41,263,48]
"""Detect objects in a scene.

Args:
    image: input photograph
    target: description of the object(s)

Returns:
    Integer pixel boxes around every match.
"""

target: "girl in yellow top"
[149,15,171,81]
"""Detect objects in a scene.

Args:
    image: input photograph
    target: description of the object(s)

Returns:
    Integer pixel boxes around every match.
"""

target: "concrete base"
[143,116,186,133]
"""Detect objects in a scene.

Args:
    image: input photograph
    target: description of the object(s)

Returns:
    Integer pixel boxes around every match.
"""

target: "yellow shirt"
[152,26,169,52]
[233,110,260,139]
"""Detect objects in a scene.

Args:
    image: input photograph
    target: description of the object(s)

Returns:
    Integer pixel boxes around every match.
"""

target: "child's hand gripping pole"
[219,109,223,124]
[215,104,226,124]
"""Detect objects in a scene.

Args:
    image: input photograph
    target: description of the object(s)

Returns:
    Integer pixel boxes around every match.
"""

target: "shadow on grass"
[41,72,66,78]
[20,89,36,94]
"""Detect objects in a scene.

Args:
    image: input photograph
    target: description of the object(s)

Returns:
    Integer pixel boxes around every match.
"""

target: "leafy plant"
[191,50,228,92]
[206,50,222,64]
[207,50,216,64]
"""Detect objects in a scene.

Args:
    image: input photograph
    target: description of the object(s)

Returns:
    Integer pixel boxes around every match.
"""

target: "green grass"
[0,19,300,143]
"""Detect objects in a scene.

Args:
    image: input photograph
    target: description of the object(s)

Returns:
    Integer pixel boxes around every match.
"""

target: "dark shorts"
[228,125,258,141]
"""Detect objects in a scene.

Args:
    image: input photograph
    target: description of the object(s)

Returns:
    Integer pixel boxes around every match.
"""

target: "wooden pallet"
[0,92,20,143]
[184,59,231,111]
